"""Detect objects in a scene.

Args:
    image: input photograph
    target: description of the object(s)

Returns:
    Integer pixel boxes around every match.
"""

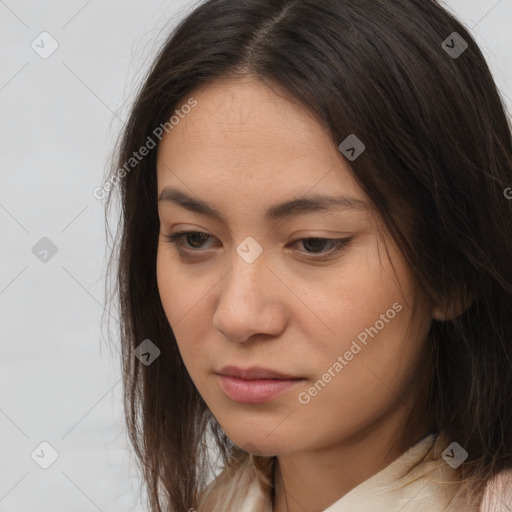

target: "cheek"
[295,244,408,355]
[279,300,431,453]
[156,247,216,372]
[156,249,180,325]
[156,246,210,327]
[300,295,425,399]
[292,246,431,424]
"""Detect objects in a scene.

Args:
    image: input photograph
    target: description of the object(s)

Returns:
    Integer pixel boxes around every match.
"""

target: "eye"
[164,231,213,251]
[163,231,352,260]
[291,237,353,260]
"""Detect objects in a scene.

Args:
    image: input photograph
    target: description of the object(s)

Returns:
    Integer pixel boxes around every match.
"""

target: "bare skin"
[155,76,435,512]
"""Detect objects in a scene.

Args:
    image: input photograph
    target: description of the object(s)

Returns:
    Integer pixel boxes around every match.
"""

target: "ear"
[431,292,475,321]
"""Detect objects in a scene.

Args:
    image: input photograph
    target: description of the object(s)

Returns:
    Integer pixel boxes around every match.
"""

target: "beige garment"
[233,433,511,512]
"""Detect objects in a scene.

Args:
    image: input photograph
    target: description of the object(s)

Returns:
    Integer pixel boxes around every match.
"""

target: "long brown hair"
[102,0,512,510]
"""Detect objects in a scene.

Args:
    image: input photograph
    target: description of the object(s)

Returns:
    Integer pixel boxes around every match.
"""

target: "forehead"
[156,77,366,215]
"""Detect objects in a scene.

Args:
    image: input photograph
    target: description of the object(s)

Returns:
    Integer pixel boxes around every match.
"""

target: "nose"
[212,253,288,344]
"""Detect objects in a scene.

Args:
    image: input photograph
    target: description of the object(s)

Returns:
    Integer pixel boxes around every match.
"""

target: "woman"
[103,0,512,510]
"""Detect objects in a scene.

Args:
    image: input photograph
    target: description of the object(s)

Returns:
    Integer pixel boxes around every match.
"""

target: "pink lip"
[218,365,299,380]
[218,376,304,403]
[217,366,304,403]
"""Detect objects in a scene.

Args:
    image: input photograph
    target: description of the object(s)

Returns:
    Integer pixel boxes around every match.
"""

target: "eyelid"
[163,231,353,260]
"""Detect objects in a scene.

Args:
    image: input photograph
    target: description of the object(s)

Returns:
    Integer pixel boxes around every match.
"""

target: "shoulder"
[197,454,274,511]
[479,469,512,512]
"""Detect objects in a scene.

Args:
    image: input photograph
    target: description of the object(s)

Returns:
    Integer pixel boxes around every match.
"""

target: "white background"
[0,1,511,511]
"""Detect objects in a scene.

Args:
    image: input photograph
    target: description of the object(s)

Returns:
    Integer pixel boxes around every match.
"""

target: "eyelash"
[163,231,352,260]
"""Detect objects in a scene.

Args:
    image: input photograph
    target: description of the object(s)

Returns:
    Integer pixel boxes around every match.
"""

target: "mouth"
[216,365,305,403]
[217,365,301,380]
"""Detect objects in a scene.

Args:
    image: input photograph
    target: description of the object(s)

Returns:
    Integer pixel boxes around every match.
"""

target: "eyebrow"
[158,187,370,222]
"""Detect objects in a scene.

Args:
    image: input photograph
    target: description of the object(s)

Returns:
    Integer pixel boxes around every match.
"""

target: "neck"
[272,404,431,512]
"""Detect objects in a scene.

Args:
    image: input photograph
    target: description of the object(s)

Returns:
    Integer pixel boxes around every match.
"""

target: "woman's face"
[156,77,434,456]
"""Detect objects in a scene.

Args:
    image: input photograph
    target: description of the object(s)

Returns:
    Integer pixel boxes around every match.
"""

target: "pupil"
[189,233,207,248]
[303,238,326,253]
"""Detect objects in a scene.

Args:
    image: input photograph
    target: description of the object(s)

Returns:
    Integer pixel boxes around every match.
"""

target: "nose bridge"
[222,244,269,310]
[212,243,286,342]
[225,234,269,296]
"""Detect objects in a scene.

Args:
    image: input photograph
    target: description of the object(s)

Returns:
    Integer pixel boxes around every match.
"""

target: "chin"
[222,424,305,457]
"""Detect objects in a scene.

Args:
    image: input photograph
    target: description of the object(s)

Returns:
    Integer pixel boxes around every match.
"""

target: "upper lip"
[217,365,302,380]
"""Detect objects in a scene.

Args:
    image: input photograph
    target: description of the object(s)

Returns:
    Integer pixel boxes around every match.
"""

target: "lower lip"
[218,375,304,403]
